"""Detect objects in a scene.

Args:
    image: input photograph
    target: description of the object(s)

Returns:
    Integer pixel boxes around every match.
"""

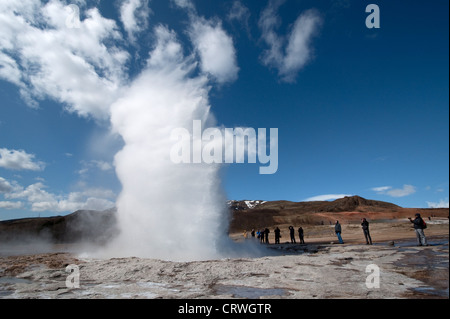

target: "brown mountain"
[228,195,448,232]
[0,209,117,244]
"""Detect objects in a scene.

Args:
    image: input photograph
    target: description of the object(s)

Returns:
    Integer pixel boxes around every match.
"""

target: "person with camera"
[408,213,428,246]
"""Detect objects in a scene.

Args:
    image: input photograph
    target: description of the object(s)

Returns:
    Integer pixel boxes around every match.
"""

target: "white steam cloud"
[0,1,289,261]
[106,25,230,260]
[0,0,255,261]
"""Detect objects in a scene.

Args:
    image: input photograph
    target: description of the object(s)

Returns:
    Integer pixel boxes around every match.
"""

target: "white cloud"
[0,201,24,210]
[304,194,353,202]
[172,0,195,11]
[5,180,116,213]
[171,0,239,84]
[0,52,23,86]
[78,160,114,175]
[146,25,184,68]
[0,177,14,193]
[282,9,323,81]
[386,185,416,197]
[371,186,392,192]
[189,17,239,84]
[119,0,151,42]
[259,0,322,82]
[228,1,251,34]
[427,198,449,209]
[0,148,45,171]
[373,184,416,197]
[6,182,55,203]
[31,189,115,212]
[228,1,250,22]
[93,160,113,171]
[0,1,129,120]
[0,0,239,117]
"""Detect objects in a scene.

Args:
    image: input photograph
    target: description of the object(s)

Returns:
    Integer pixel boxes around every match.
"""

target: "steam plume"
[105,26,230,261]
[0,1,258,261]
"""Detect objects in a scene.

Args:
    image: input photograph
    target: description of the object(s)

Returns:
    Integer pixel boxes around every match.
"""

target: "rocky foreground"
[1,236,448,299]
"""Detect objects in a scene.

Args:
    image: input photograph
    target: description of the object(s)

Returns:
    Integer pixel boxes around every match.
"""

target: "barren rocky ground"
[1,219,448,299]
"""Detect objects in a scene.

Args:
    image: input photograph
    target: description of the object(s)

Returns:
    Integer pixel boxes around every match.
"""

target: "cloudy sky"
[0,0,448,220]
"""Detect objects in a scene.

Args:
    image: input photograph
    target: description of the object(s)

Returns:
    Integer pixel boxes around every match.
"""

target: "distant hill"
[0,209,117,244]
[228,196,448,232]
[228,195,400,213]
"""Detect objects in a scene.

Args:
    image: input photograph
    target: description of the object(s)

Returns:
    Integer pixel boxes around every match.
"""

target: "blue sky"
[0,0,448,221]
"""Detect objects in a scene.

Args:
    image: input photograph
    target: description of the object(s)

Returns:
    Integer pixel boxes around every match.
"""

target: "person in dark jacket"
[264,228,270,244]
[335,220,344,244]
[298,227,305,244]
[408,213,428,246]
[274,227,281,244]
[289,226,296,243]
[361,218,373,245]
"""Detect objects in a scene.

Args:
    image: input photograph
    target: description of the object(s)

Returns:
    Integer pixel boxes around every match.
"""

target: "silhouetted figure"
[258,230,264,243]
[251,229,255,238]
[335,220,344,244]
[264,228,270,244]
[408,213,428,246]
[289,226,296,243]
[361,218,372,245]
[298,227,305,244]
[274,227,281,244]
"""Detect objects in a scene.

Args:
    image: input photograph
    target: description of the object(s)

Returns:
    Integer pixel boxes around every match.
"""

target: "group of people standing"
[248,213,428,247]
[332,218,372,245]
[252,226,306,245]
[334,213,428,246]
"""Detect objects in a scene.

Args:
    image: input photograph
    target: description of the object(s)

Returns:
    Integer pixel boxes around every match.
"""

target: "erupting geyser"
[0,1,263,262]
[105,26,231,261]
